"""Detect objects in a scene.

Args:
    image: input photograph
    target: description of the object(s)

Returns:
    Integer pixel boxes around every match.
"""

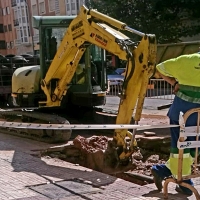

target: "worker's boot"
[151,168,163,191]
[175,185,193,195]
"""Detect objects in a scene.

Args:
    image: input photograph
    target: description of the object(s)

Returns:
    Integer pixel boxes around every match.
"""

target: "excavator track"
[0,106,119,144]
[0,109,72,143]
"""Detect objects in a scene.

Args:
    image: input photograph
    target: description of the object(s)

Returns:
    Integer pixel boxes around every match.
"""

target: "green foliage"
[85,0,200,43]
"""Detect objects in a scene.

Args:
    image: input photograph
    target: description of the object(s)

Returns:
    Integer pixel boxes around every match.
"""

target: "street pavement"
[0,96,199,200]
[104,96,172,116]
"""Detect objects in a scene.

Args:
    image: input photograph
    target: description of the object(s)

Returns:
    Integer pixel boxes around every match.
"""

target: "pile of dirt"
[73,135,111,172]
[72,135,138,174]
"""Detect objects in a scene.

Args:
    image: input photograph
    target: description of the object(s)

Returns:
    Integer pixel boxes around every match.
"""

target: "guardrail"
[107,79,174,100]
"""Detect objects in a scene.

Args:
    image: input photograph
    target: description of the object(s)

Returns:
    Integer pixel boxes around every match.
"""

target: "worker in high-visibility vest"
[151,52,200,195]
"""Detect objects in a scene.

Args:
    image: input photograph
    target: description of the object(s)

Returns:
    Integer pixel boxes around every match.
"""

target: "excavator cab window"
[72,54,86,85]
[49,36,57,60]
[41,25,107,92]
[41,26,69,80]
[91,61,98,86]
[44,28,63,63]
[72,49,99,86]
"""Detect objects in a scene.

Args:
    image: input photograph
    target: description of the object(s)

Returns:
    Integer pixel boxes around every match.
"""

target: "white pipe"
[0,121,179,131]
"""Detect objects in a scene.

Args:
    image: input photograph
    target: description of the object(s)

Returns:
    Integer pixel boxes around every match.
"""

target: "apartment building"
[0,0,86,56]
[11,0,56,55]
[0,0,16,55]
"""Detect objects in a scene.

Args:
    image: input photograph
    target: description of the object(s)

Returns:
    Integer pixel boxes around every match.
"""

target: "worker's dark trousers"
[152,96,200,193]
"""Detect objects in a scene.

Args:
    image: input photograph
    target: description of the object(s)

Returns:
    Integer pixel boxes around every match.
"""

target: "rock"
[146,154,159,163]
[132,150,143,160]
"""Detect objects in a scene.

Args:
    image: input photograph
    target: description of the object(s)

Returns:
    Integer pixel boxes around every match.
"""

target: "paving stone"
[0,129,200,200]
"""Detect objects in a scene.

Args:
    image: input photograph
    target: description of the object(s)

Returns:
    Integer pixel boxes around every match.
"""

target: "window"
[11,0,17,7]
[39,2,45,14]
[6,7,10,14]
[67,4,70,11]
[23,27,27,36]
[32,4,38,15]
[7,42,10,49]
[76,0,79,11]
[49,0,55,11]
[13,19,19,26]
[4,25,7,32]
[10,41,14,49]
[14,10,18,18]
[0,24,4,33]
[16,29,20,39]
[71,2,75,10]
[24,37,28,42]
[3,8,6,15]
[0,41,6,49]
[22,17,26,23]
[8,24,12,31]
[66,0,70,11]
[21,7,25,16]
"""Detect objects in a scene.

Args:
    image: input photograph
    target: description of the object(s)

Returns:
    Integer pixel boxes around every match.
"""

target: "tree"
[85,0,200,43]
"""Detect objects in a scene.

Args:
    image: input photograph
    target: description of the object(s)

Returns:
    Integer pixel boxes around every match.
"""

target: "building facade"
[11,0,33,55]
[0,0,16,55]
[55,0,85,15]
[12,0,56,55]
[1,0,85,56]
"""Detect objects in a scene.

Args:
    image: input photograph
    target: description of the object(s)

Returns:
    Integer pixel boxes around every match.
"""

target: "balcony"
[13,19,19,26]
[11,0,17,7]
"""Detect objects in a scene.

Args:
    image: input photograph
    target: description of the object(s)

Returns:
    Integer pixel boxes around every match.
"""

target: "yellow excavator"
[7,5,156,165]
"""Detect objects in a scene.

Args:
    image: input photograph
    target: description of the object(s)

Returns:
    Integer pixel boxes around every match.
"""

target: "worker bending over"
[151,52,200,195]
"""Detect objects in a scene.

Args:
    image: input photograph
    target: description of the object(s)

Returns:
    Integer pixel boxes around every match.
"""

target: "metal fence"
[107,79,174,100]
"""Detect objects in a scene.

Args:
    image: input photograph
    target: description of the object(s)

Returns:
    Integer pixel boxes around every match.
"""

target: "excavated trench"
[42,131,171,186]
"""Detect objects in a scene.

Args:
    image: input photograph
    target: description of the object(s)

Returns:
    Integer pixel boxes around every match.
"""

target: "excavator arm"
[41,5,157,162]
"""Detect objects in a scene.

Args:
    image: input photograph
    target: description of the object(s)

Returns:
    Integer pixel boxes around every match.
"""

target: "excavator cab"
[11,16,106,108]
